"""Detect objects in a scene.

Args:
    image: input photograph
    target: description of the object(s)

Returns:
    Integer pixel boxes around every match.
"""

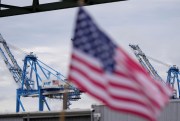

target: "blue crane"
[0,34,82,112]
[129,44,179,99]
[167,65,180,99]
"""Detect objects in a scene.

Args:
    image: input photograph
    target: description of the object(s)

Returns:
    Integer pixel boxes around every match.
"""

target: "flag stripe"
[72,50,103,73]
[70,64,106,90]
[108,76,160,115]
[108,104,155,121]
[69,70,108,103]
[108,87,155,111]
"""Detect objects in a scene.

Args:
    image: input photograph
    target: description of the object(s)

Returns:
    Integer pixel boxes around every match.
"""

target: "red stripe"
[69,75,107,103]
[114,69,131,78]
[109,94,155,113]
[151,78,172,102]
[72,54,103,73]
[109,81,141,93]
[116,48,147,75]
[109,105,155,121]
[70,64,106,90]
[117,48,171,102]
[108,81,157,114]
[69,76,87,92]
[114,68,163,109]
[114,71,162,110]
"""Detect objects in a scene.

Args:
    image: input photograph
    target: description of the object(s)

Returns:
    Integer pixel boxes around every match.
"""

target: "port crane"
[129,44,164,82]
[0,34,82,112]
[167,65,180,98]
[129,44,180,98]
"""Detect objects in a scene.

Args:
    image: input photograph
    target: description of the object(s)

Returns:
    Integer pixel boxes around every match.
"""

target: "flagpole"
[78,0,85,6]
[60,83,69,121]
[60,1,85,121]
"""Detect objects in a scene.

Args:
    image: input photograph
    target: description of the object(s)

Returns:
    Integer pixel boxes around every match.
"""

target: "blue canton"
[72,7,117,72]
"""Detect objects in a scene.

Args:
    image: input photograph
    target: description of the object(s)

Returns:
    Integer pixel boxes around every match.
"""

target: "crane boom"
[0,47,21,86]
[129,44,164,82]
[0,34,82,112]
[0,34,22,86]
[0,34,31,89]
[0,34,22,73]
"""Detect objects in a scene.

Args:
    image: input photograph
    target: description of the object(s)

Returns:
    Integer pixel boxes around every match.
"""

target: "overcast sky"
[0,0,180,113]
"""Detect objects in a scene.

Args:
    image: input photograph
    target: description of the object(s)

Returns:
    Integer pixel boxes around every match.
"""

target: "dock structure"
[0,109,92,121]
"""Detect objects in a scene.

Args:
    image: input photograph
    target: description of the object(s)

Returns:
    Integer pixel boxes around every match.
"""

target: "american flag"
[68,7,172,121]
[52,80,59,85]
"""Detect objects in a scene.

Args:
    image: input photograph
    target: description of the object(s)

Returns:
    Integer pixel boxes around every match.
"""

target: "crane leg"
[16,89,25,112]
[39,88,44,111]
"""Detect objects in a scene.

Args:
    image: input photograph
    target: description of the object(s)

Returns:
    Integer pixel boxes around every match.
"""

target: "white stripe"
[156,80,172,97]
[135,72,165,107]
[73,49,101,68]
[107,99,156,117]
[107,73,141,90]
[71,59,107,84]
[108,85,160,116]
[70,70,108,98]
[114,48,127,63]
[108,86,147,102]
[115,64,129,75]
[70,70,155,118]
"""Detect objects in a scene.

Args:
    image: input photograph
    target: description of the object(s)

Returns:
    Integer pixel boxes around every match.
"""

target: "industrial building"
[0,100,179,121]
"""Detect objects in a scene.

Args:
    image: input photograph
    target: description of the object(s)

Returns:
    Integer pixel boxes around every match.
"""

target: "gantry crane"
[0,34,82,112]
[129,44,180,99]
[129,44,164,82]
[167,65,180,98]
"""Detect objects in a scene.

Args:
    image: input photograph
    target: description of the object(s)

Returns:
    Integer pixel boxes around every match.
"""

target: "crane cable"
[7,42,28,55]
[6,42,75,87]
[7,42,174,69]
[146,55,171,68]
[8,42,173,69]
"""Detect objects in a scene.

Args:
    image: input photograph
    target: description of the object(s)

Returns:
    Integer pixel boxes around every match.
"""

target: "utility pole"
[63,83,69,110]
